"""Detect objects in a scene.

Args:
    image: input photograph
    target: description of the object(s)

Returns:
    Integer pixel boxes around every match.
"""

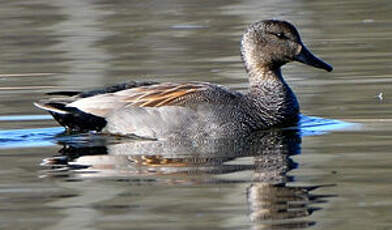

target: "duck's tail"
[34,100,107,133]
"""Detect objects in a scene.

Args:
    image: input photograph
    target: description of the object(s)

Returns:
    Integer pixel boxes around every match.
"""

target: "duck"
[34,19,333,139]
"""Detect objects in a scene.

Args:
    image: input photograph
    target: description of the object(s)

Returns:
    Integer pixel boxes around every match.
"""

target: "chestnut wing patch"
[123,83,208,107]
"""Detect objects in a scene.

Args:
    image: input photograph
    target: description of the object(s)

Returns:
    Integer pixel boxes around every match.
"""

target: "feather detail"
[122,83,208,107]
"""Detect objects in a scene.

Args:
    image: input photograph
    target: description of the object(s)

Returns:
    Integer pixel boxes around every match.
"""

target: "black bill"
[294,44,333,72]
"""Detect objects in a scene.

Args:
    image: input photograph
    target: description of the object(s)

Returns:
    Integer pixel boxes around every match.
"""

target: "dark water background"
[1,0,392,229]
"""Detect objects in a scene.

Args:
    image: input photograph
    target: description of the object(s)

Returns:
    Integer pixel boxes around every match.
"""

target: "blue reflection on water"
[0,115,357,149]
[0,115,53,121]
[297,114,357,137]
[0,127,65,149]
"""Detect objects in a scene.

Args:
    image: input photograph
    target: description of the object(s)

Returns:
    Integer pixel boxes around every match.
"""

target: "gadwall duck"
[35,19,332,139]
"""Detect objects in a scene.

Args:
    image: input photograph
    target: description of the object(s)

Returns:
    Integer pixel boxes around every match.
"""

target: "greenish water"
[1,0,392,229]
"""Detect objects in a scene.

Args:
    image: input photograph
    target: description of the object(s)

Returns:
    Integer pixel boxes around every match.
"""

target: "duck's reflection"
[42,129,333,228]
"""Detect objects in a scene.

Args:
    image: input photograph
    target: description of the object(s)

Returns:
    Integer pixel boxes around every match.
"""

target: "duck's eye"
[272,32,287,39]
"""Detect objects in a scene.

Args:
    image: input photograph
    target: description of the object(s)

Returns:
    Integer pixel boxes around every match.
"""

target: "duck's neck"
[246,65,300,127]
[248,66,285,89]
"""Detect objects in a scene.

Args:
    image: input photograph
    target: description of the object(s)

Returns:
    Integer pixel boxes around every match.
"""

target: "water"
[1,0,392,229]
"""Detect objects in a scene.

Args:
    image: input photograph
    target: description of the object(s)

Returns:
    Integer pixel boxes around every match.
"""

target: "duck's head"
[241,19,333,73]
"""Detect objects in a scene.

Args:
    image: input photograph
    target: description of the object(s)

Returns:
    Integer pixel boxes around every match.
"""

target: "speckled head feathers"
[241,19,332,72]
[248,20,301,42]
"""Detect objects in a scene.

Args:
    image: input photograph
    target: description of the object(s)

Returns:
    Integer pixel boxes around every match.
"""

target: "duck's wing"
[63,82,215,117]
[34,81,237,133]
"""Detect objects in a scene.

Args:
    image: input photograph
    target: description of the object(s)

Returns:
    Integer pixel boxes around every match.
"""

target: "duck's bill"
[294,45,333,72]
